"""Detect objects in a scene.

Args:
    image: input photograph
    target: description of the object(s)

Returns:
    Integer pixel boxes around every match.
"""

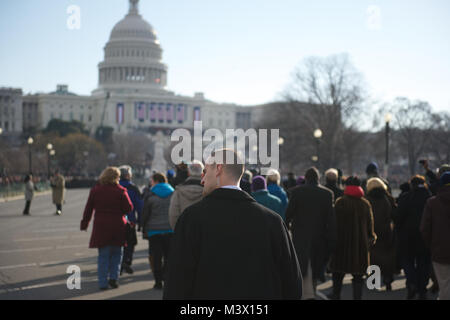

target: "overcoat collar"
[206,188,256,202]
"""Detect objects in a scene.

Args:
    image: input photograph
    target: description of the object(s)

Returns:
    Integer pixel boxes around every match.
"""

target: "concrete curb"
[0,191,52,203]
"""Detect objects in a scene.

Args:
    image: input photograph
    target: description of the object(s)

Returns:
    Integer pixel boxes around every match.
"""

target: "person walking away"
[50,170,65,215]
[266,168,289,217]
[283,172,297,190]
[286,167,336,299]
[168,160,204,230]
[328,176,377,300]
[395,175,432,299]
[365,177,397,292]
[164,149,302,300]
[362,162,391,194]
[141,172,174,290]
[421,172,450,300]
[23,174,35,215]
[325,168,344,203]
[251,175,283,219]
[239,170,253,195]
[80,167,133,290]
[119,165,144,275]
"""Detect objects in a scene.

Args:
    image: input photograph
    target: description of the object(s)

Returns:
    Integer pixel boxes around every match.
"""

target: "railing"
[0,182,51,200]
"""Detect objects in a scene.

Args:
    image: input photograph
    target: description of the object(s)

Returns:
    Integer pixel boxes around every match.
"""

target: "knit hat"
[366,162,379,174]
[366,177,387,192]
[166,169,175,178]
[251,176,267,192]
[440,172,450,186]
[296,176,305,185]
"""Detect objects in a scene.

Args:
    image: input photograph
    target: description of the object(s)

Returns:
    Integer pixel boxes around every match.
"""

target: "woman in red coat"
[80,167,133,290]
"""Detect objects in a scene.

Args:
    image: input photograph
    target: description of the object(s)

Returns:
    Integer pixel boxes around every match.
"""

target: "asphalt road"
[0,188,439,300]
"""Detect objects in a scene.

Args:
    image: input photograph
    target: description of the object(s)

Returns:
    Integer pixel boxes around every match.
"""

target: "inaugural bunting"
[158,103,165,122]
[193,106,201,122]
[149,102,157,122]
[116,103,124,124]
[166,103,173,123]
[177,104,185,123]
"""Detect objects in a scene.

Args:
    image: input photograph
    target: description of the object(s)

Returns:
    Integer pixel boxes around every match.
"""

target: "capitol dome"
[110,10,157,42]
[95,0,168,95]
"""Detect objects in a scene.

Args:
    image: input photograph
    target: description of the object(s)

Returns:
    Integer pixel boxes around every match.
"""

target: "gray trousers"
[433,262,450,300]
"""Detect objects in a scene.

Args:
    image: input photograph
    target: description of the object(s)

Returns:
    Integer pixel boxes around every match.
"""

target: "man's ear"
[216,164,223,177]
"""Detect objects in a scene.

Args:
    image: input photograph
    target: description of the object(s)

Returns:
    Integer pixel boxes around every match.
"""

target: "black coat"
[395,187,432,260]
[325,182,343,203]
[163,188,302,300]
[285,183,336,281]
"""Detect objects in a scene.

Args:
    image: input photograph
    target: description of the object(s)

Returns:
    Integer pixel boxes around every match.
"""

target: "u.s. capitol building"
[13,0,266,138]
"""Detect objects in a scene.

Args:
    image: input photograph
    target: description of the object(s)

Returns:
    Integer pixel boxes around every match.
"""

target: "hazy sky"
[1,0,449,112]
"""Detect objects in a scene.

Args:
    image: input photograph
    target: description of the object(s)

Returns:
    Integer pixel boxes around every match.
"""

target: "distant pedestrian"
[328,176,376,300]
[173,162,188,187]
[283,172,297,190]
[23,174,35,215]
[239,170,253,195]
[421,172,450,300]
[141,172,174,290]
[395,175,432,299]
[169,160,204,229]
[251,175,283,219]
[119,165,144,275]
[324,168,343,203]
[286,167,336,300]
[164,149,302,300]
[80,167,133,290]
[266,168,289,217]
[167,169,176,188]
[362,162,391,194]
[366,177,397,292]
[420,160,450,196]
[50,170,65,216]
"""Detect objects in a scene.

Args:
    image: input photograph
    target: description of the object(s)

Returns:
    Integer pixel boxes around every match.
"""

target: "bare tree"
[257,53,367,173]
[388,97,433,175]
[426,112,450,165]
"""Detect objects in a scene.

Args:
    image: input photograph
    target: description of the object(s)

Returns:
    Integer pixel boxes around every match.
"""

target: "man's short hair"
[119,165,132,180]
[188,160,204,177]
[207,149,244,181]
[305,167,320,183]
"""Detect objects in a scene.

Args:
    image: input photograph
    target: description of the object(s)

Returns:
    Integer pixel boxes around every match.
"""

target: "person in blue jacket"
[119,165,144,275]
[251,176,284,220]
[266,169,289,217]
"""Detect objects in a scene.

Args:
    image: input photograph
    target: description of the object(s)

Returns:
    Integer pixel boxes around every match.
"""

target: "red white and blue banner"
[166,103,173,123]
[193,106,201,122]
[149,102,157,122]
[116,103,124,124]
[176,104,185,123]
[158,103,165,122]
[136,102,146,122]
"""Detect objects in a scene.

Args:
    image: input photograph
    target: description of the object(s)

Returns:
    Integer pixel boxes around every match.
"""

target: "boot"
[352,279,363,300]
[327,274,343,300]
[148,256,155,273]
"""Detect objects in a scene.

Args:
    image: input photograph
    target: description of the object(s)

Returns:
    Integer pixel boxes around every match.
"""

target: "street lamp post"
[385,113,392,179]
[313,129,322,169]
[27,137,34,174]
[47,143,53,179]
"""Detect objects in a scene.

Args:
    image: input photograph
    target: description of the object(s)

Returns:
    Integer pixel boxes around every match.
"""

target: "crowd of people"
[78,152,450,300]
